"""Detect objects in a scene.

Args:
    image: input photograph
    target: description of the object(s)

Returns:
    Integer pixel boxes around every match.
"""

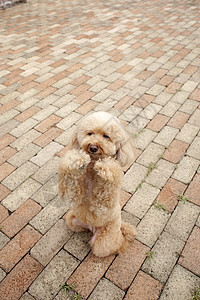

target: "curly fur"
[58,111,136,257]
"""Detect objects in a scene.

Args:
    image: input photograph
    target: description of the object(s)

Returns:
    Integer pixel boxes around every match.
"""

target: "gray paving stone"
[172,155,199,184]
[92,89,114,102]
[196,215,200,227]
[10,129,41,151]
[55,102,79,118]
[170,91,190,104]
[8,143,41,167]
[122,163,148,194]
[2,178,41,212]
[153,92,172,106]
[88,278,125,300]
[176,123,199,144]
[56,112,82,130]
[30,196,69,234]
[55,125,76,146]
[29,250,79,300]
[2,161,39,191]
[137,142,165,167]
[165,201,200,242]
[20,292,35,300]
[64,231,92,261]
[160,265,200,300]
[146,159,175,189]
[133,129,157,151]
[160,101,181,117]
[187,136,200,159]
[139,103,162,120]
[31,142,63,167]
[32,156,60,185]
[137,206,170,248]
[31,219,73,266]
[154,126,179,147]
[0,232,10,250]
[189,108,200,127]
[124,183,160,219]
[120,105,143,122]
[10,118,39,138]
[0,268,6,283]
[142,231,184,284]
[0,109,19,126]
[146,84,165,96]
[0,119,19,138]
[180,99,199,115]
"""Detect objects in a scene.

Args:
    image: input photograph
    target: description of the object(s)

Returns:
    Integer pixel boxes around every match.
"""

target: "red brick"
[74,91,95,104]
[0,184,10,202]
[116,65,133,74]
[70,84,90,96]
[114,96,136,111]
[17,81,38,93]
[33,127,63,147]
[34,114,62,133]
[35,86,56,99]
[0,134,16,151]
[0,162,15,182]
[120,190,132,208]
[0,99,21,114]
[0,146,17,165]
[66,63,84,73]
[155,178,187,213]
[0,225,41,272]
[134,94,155,108]
[110,53,124,62]
[163,139,189,164]
[0,254,43,300]
[179,226,200,276]
[185,174,200,206]
[68,252,114,299]
[167,111,190,129]
[158,75,174,86]
[182,65,198,75]
[19,74,38,85]
[105,240,149,290]
[189,88,200,102]
[165,82,182,94]
[147,114,170,132]
[0,199,41,238]
[136,70,153,80]
[75,100,98,115]
[125,271,162,300]
[70,75,90,86]
[0,204,9,223]
[154,68,168,79]
[107,79,126,91]
[14,106,41,122]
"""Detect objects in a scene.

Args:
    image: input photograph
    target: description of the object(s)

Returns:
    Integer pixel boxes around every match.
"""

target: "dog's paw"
[63,149,91,171]
[94,158,115,181]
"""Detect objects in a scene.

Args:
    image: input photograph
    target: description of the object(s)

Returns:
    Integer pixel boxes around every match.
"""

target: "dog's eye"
[103,134,110,139]
[88,132,93,136]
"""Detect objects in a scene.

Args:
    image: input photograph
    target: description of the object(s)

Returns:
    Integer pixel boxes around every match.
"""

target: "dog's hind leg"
[65,209,90,232]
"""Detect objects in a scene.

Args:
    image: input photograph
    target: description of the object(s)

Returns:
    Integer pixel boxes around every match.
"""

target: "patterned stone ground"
[0,0,200,299]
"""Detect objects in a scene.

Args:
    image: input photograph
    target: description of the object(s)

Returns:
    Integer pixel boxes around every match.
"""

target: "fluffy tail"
[121,222,136,242]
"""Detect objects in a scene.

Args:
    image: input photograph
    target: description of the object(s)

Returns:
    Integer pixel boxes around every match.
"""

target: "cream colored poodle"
[58,111,136,257]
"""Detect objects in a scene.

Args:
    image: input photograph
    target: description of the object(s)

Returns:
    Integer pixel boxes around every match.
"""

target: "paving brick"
[189,108,200,127]
[160,265,200,300]
[0,134,16,151]
[142,231,184,284]
[137,206,170,248]
[124,183,160,219]
[137,142,165,167]
[172,155,199,184]
[0,232,10,250]
[8,143,41,167]
[68,252,114,299]
[0,162,15,182]
[187,136,200,159]
[122,163,148,194]
[179,226,200,276]
[155,178,187,213]
[105,239,149,290]
[0,199,41,238]
[20,293,35,300]
[0,184,10,202]
[125,271,163,300]
[133,129,157,150]
[88,278,125,300]
[30,141,63,167]
[146,114,170,132]
[185,174,200,206]
[2,178,41,212]
[165,201,200,242]
[2,161,39,191]
[0,204,9,223]
[0,255,43,300]
[176,123,199,143]
[154,126,179,147]
[56,112,82,130]
[0,225,41,272]
[32,156,59,185]
[0,146,17,165]
[167,111,190,129]
[10,118,39,138]
[163,139,189,164]
[31,219,73,266]
[14,106,41,122]
[33,127,63,147]
[0,268,6,283]
[34,114,62,133]
[30,196,67,234]
[64,231,91,261]
[29,250,79,300]
[10,129,41,151]
[146,159,174,189]
[160,101,180,117]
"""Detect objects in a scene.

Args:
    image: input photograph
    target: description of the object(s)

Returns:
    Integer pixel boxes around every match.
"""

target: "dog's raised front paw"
[94,158,115,181]
[62,149,91,171]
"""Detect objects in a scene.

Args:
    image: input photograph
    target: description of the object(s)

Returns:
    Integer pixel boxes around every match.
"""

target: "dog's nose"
[89,145,98,153]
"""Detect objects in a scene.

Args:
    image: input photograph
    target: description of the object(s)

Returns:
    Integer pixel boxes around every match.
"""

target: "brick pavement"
[0,0,200,299]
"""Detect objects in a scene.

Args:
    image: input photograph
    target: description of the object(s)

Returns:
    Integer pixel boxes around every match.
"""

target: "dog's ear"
[68,126,80,150]
[116,131,135,168]
[58,167,66,198]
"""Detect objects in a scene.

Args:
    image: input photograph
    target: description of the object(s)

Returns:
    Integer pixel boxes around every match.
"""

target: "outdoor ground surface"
[0,0,200,299]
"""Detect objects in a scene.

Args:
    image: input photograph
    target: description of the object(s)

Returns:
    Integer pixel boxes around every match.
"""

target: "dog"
[58,111,136,257]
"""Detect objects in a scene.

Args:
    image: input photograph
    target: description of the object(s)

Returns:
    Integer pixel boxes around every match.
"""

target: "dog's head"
[69,111,135,167]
